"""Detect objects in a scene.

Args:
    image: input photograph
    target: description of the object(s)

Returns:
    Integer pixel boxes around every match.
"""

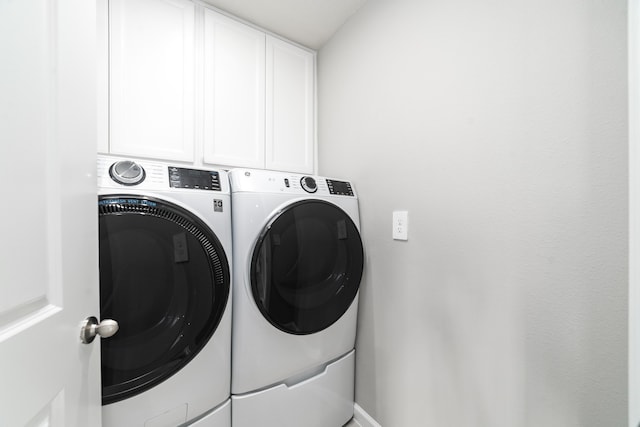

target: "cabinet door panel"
[266,36,315,174]
[110,0,195,161]
[203,10,265,168]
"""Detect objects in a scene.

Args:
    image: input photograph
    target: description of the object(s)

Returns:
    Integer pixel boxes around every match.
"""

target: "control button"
[284,178,290,187]
[300,176,318,193]
[109,160,146,186]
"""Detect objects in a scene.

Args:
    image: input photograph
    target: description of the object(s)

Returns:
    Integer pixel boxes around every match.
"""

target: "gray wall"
[317,0,628,425]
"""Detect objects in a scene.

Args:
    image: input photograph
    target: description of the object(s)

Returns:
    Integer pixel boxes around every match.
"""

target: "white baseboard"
[353,403,382,427]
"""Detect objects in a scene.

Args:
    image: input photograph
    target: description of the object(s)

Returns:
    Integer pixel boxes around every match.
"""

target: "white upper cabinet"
[97,0,109,154]
[109,0,195,162]
[203,10,265,169]
[266,36,315,174]
[99,0,315,172]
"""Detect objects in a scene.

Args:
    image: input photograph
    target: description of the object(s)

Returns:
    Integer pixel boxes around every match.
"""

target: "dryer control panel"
[230,168,357,198]
[300,176,318,193]
[326,179,354,196]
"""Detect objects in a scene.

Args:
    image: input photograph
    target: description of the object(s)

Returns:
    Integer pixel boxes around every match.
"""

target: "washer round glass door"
[251,200,364,335]
[98,195,230,405]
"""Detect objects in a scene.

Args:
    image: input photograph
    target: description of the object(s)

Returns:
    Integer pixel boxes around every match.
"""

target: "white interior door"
[0,0,101,426]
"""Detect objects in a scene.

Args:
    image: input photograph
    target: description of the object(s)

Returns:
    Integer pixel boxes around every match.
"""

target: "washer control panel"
[98,155,228,193]
[109,160,146,186]
[169,167,221,191]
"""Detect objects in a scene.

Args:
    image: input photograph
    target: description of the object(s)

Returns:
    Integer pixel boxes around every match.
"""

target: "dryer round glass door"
[251,200,364,335]
[98,195,230,405]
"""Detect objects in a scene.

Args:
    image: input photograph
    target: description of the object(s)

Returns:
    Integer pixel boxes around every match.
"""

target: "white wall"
[317,0,628,426]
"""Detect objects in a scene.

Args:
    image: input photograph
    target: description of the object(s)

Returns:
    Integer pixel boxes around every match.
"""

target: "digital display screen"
[326,179,353,196]
[168,167,221,191]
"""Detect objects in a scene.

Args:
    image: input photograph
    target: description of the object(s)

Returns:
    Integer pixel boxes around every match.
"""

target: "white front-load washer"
[97,155,232,427]
[229,168,364,427]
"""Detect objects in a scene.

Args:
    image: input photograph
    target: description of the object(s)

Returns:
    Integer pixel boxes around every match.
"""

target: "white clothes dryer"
[97,155,232,427]
[229,169,364,427]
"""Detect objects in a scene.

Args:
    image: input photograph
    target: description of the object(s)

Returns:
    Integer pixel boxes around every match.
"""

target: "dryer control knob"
[300,176,318,193]
[109,160,146,186]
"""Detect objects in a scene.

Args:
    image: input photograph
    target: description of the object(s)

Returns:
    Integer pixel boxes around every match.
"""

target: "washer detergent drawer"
[231,350,355,427]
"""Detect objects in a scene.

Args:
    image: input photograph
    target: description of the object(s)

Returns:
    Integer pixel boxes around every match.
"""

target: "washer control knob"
[109,160,146,186]
[300,176,318,193]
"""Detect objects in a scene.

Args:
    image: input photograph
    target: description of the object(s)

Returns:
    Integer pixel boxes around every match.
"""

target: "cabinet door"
[110,0,195,162]
[203,9,265,168]
[266,36,315,174]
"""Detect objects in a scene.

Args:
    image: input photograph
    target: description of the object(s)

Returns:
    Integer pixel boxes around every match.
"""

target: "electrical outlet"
[392,211,408,241]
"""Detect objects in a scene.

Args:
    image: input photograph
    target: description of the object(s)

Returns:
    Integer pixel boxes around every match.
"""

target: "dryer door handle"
[80,316,119,344]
